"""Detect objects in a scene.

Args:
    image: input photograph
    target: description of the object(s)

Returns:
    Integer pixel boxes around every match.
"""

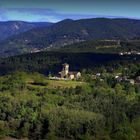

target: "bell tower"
[59,63,69,78]
[63,63,69,76]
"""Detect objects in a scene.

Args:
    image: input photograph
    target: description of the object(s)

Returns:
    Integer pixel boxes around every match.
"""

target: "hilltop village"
[0,44,140,140]
[47,62,140,86]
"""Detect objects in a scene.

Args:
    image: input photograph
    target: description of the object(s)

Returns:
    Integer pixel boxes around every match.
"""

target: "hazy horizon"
[1,16,140,23]
[0,0,140,22]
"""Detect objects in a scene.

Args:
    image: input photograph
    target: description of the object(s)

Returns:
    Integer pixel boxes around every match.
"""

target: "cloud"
[0,8,61,22]
[0,8,100,22]
[0,7,139,22]
[0,1,140,21]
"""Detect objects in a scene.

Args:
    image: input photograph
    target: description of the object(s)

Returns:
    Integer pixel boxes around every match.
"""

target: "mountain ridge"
[1,18,140,57]
[0,21,53,41]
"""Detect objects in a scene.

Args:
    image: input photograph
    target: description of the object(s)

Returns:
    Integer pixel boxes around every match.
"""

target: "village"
[92,71,140,85]
[119,50,140,56]
[48,63,140,86]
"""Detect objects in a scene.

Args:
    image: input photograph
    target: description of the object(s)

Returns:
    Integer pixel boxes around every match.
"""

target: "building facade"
[59,63,81,80]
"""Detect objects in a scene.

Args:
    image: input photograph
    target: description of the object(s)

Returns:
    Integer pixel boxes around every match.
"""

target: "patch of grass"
[46,80,86,89]
[26,73,87,89]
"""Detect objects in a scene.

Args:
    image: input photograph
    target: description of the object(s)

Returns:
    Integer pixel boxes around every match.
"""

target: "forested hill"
[0,50,140,76]
[1,18,140,57]
[0,21,53,41]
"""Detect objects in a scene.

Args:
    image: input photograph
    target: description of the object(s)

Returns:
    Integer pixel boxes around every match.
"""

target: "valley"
[0,18,140,140]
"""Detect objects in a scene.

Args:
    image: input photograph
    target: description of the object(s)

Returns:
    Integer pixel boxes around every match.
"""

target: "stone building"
[59,63,81,80]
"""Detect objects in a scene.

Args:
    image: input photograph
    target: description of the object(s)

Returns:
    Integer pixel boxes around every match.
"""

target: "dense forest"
[0,67,140,140]
[0,50,140,75]
[54,40,140,53]
[0,50,140,139]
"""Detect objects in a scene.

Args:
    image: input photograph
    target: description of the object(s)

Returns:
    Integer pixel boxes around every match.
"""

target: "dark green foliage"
[0,51,140,76]
[0,70,139,140]
[54,39,140,53]
[0,48,140,139]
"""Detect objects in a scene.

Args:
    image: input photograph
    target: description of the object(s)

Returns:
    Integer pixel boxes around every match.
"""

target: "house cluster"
[92,72,140,85]
[119,50,140,56]
[30,48,47,53]
[49,63,81,80]
[115,75,140,85]
[30,48,42,53]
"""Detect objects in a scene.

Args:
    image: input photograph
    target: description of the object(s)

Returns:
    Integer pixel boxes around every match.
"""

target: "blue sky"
[0,0,140,22]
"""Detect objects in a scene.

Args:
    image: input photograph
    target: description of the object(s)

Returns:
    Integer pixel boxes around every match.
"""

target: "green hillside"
[0,47,140,140]
[0,68,139,140]
[1,50,140,76]
[51,39,140,53]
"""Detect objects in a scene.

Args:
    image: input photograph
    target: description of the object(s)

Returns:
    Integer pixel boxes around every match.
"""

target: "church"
[59,63,81,80]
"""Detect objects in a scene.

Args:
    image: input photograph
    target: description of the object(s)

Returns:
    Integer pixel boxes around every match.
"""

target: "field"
[17,72,88,89]
[46,80,86,89]
[28,79,86,89]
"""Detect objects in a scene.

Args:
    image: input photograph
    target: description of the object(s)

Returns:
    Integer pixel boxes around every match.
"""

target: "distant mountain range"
[0,21,53,41]
[1,18,140,57]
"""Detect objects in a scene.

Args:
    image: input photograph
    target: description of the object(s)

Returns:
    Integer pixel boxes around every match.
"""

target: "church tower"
[59,63,69,78]
[62,63,69,76]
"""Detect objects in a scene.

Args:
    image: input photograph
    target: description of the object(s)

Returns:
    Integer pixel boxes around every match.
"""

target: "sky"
[0,0,140,22]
